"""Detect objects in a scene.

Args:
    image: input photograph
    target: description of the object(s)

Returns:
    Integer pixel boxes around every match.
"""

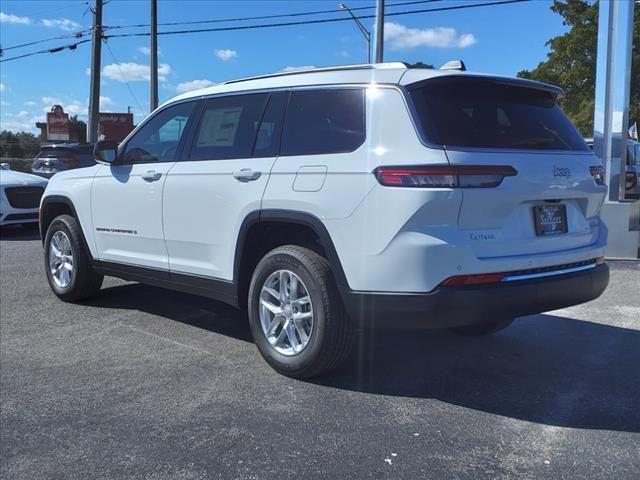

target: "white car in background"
[0,163,48,228]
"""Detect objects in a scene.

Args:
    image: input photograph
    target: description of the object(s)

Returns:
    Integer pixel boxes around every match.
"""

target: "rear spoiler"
[405,73,564,100]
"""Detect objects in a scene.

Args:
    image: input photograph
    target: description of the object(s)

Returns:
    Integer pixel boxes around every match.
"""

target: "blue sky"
[0,0,569,134]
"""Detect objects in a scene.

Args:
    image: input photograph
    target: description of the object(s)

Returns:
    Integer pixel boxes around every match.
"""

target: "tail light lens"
[589,165,605,185]
[625,171,637,190]
[373,165,517,188]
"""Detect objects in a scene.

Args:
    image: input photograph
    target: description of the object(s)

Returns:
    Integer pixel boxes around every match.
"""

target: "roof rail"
[224,62,408,85]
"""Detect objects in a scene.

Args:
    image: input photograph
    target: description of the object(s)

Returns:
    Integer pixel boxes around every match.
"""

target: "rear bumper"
[342,263,609,329]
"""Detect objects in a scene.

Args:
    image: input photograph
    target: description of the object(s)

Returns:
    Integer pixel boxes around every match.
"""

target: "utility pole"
[87,0,103,143]
[374,0,384,63]
[150,0,158,111]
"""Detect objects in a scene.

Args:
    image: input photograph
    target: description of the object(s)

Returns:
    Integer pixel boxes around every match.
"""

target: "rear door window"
[188,93,269,160]
[280,89,365,156]
[409,78,588,151]
[253,92,288,158]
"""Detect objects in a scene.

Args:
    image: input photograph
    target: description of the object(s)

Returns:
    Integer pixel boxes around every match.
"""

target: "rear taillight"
[373,165,517,188]
[625,171,638,190]
[589,165,605,185]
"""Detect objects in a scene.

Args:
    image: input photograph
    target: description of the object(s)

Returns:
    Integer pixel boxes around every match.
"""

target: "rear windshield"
[37,146,93,159]
[37,149,72,158]
[409,78,588,151]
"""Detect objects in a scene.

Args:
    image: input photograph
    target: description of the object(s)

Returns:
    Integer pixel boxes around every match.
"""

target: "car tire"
[248,245,353,378]
[451,317,515,336]
[44,214,103,302]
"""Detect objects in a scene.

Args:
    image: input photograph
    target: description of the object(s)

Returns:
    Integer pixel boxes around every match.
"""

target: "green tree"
[0,130,22,158]
[408,61,435,69]
[0,130,41,159]
[15,132,40,158]
[518,0,639,137]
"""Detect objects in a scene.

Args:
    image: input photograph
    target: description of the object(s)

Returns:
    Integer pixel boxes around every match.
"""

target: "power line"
[0,39,91,63]
[1,1,432,53]
[102,40,144,113]
[102,0,444,30]
[0,0,530,64]
[1,30,92,53]
[103,0,530,40]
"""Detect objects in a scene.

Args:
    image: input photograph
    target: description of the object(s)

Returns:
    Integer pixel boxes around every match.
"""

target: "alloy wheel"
[259,270,314,356]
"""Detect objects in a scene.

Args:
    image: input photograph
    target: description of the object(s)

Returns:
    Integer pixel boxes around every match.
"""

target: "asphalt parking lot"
[1,225,639,480]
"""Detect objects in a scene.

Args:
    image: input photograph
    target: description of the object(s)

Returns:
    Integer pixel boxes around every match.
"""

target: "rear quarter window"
[409,78,589,151]
[280,89,365,156]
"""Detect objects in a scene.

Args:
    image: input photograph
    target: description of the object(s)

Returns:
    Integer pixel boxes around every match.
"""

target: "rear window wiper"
[539,122,572,150]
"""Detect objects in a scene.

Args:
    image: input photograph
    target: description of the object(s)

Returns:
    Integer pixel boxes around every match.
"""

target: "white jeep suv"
[40,63,609,378]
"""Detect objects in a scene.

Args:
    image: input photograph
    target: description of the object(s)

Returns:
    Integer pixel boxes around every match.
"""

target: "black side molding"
[254,209,350,290]
[92,260,238,307]
[40,195,81,242]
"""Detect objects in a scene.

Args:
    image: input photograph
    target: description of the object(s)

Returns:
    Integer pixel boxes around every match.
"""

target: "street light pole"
[338,3,371,64]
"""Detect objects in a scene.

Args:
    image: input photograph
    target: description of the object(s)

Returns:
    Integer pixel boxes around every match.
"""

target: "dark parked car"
[585,138,639,198]
[31,143,95,178]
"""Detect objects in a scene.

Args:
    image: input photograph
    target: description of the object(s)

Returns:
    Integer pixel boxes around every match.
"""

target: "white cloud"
[42,96,64,106]
[0,100,10,107]
[176,79,216,94]
[63,100,86,116]
[137,46,161,56]
[40,97,88,117]
[384,22,476,50]
[214,49,237,61]
[281,65,316,72]
[17,110,30,119]
[338,50,350,58]
[102,62,172,82]
[41,18,81,32]
[0,12,32,25]
[99,96,114,108]
[0,82,5,93]
[24,100,37,107]
[0,119,38,133]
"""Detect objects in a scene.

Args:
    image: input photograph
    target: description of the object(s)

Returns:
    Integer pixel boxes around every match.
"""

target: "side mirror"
[94,140,118,164]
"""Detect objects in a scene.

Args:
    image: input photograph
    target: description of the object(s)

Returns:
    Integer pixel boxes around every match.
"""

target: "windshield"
[409,78,589,151]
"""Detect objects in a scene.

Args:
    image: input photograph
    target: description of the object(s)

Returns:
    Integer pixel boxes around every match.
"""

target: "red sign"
[46,105,69,141]
[98,113,134,125]
[98,112,135,142]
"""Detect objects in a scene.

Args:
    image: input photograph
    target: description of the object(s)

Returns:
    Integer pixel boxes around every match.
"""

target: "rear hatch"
[408,76,605,258]
[32,146,94,176]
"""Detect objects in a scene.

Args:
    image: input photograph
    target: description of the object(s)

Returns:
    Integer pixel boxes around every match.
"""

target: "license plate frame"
[533,204,568,236]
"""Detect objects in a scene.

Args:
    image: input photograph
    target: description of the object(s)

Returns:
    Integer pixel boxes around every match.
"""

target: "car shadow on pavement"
[86,283,254,343]
[315,314,640,433]
[86,282,639,433]
[0,225,40,241]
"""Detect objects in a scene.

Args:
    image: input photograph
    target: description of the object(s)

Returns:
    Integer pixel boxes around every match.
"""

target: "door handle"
[141,170,162,182]
[233,168,261,182]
